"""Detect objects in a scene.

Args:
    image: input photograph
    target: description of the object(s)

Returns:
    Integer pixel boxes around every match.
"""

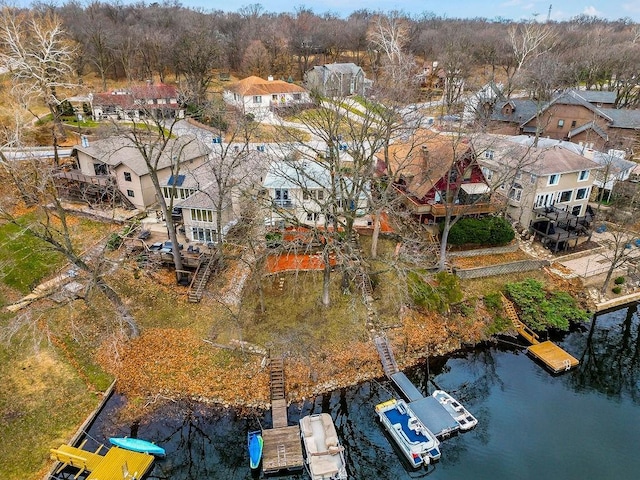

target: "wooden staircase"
[270,357,285,401]
[187,255,213,303]
[501,293,539,345]
[374,335,399,377]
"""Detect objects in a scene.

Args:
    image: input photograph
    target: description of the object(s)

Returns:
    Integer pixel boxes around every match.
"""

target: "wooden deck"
[501,294,579,373]
[261,354,304,474]
[50,443,155,480]
[528,341,579,373]
[261,426,304,473]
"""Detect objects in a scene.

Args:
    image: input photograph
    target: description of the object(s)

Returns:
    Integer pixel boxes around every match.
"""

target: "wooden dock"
[502,294,579,373]
[50,441,155,480]
[374,335,399,378]
[261,355,304,474]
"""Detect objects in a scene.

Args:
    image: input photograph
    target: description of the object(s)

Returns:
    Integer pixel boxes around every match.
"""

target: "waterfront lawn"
[240,271,370,353]
[0,338,99,480]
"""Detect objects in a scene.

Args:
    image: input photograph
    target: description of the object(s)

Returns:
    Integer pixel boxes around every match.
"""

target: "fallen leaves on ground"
[452,250,531,269]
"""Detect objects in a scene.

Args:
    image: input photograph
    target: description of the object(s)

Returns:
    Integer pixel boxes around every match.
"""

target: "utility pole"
[547,4,552,23]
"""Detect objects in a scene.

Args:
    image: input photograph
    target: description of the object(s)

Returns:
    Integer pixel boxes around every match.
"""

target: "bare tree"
[0,6,77,165]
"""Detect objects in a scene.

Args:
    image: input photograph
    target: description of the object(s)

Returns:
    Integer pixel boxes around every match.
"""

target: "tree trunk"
[322,247,331,306]
[371,209,381,258]
[439,214,452,272]
[96,278,140,337]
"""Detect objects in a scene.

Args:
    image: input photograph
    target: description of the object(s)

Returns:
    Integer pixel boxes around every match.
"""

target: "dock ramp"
[374,335,399,377]
[390,372,424,402]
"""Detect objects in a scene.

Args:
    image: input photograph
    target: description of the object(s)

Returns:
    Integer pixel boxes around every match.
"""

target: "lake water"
[84,304,640,479]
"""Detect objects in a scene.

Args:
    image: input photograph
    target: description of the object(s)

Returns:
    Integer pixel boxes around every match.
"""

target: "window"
[126,189,134,197]
[124,171,132,182]
[557,119,564,127]
[253,95,262,104]
[274,188,291,207]
[484,150,494,160]
[548,174,560,186]
[303,190,310,200]
[272,94,278,101]
[482,167,493,181]
[190,209,213,223]
[306,212,320,221]
[317,190,324,200]
[93,163,108,175]
[293,93,301,101]
[559,190,572,203]
[530,174,537,184]
[571,120,577,128]
[578,170,589,181]
[191,227,216,243]
[509,187,522,202]
[576,187,588,200]
[572,205,582,216]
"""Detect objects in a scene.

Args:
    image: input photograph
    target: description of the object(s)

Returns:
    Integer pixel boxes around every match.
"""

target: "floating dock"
[374,335,472,439]
[50,440,155,480]
[502,294,579,373]
[261,356,304,474]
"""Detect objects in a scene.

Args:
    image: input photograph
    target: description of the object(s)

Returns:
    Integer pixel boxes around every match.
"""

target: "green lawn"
[0,339,99,480]
[0,220,64,296]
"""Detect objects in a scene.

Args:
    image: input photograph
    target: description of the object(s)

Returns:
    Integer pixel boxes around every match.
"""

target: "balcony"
[430,202,498,217]
[273,199,295,209]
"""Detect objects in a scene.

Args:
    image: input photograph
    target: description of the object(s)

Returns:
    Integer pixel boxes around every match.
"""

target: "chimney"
[267,75,274,81]
[421,145,429,160]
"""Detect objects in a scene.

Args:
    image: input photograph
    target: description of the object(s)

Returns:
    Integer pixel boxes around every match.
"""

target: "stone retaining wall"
[455,259,551,279]
[448,243,520,258]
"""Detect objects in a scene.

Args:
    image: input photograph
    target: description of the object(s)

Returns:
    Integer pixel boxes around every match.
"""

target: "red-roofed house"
[90,83,184,121]
[222,76,312,118]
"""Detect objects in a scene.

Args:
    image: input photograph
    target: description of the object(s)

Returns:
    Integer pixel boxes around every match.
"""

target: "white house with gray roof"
[263,159,368,228]
[71,135,210,210]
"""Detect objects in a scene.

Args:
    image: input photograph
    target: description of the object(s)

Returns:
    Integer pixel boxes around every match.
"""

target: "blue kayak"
[247,430,263,470]
[109,437,166,457]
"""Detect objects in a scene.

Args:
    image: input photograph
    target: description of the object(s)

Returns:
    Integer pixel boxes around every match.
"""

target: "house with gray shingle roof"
[71,135,210,210]
[303,63,368,98]
[489,90,640,153]
[474,133,601,228]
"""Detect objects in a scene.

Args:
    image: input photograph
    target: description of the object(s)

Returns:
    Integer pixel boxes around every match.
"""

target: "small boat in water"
[431,390,478,431]
[109,437,166,457]
[247,430,263,470]
[299,413,347,480]
[375,398,441,468]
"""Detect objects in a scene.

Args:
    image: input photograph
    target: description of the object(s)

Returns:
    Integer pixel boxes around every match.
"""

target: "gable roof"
[381,133,473,200]
[490,98,539,124]
[227,76,307,96]
[473,134,601,176]
[319,63,363,75]
[72,135,210,177]
[568,89,616,105]
[91,83,180,108]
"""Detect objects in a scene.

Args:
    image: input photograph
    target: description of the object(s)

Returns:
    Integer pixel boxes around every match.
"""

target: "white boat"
[299,413,348,480]
[431,390,478,431]
[375,398,441,468]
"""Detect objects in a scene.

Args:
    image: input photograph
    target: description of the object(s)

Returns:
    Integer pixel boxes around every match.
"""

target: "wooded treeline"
[12,1,640,98]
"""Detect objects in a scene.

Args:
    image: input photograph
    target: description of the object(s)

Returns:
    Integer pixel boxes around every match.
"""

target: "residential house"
[474,134,601,229]
[263,159,368,228]
[160,146,269,244]
[90,83,184,121]
[222,76,312,119]
[501,135,636,203]
[68,135,209,210]
[375,133,496,224]
[303,63,368,97]
[489,89,640,153]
